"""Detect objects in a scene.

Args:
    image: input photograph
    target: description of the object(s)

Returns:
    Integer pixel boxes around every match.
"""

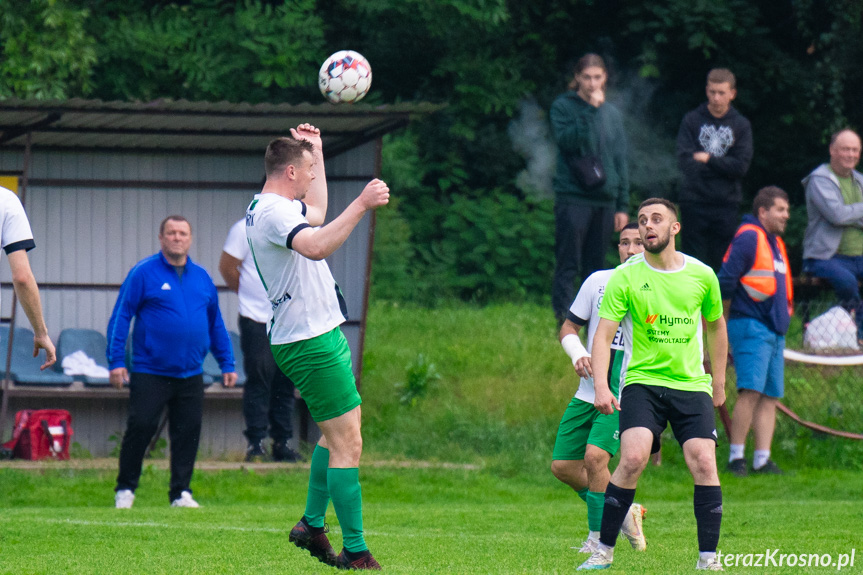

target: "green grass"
[0,464,860,574]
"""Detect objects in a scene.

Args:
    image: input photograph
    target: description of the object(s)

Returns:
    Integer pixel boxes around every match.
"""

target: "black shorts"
[619,383,717,454]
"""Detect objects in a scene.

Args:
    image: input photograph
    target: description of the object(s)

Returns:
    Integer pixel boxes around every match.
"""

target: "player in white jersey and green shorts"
[246,124,390,570]
[578,198,728,572]
[553,223,647,554]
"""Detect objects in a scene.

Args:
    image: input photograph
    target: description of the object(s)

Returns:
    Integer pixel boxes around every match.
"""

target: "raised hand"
[359,179,390,210]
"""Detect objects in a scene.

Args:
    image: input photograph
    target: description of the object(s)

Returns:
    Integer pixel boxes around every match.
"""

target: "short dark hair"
[621,222,639,232]
[830,128,859,147]
[752,186,788,216]
[265,137,314,177]
[159,215,191,235]
[707,68,736,89]
[638,197,679,221]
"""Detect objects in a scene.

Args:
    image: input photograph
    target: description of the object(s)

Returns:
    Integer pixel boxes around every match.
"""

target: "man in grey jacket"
[802,129,863,340]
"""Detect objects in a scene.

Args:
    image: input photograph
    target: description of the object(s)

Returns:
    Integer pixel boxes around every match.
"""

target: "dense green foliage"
[0,464,860,573]
[2,1,863,299]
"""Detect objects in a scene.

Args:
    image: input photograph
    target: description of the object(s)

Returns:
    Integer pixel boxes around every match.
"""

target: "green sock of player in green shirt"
[587,491,605,532]
[303,445,330,528]
[577,487,588,503]
[328,467,367,552]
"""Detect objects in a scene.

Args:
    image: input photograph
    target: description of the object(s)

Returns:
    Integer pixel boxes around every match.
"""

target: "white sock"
[729,444,745,462]
[588,531,600,541]
[700,551,717,562]
[753,450,770,469]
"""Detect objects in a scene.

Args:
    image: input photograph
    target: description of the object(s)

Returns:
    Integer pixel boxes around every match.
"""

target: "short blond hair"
[707,68,736,89]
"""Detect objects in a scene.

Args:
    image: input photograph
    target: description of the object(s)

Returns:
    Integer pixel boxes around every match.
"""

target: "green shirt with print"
[832,168,863,256]
[598,253,723,395]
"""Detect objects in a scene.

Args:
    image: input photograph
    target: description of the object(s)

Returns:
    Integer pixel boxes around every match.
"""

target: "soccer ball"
[318,50,372,104]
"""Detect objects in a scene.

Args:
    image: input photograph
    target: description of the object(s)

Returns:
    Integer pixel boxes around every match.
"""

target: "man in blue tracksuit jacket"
[107,215,236,509]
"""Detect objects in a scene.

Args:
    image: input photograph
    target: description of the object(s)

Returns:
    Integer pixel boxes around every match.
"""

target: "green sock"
[577,488,589,503]
[587,491,605,532]
[328,467,367,552]
[303,445,330,528]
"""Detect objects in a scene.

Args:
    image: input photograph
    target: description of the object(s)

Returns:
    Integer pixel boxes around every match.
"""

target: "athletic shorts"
[727,316,785,398]
[271,328,361,422]
[552,397,621,460]
[619,383,716,453]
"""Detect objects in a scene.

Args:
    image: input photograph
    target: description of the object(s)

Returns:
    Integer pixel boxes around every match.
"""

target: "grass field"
[0,463,860,574]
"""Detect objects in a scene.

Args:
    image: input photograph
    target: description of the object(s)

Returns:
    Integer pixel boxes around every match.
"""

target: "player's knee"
[618,451,648,475]
[689,451,717,479]
[583,450,609,475]
[551,460,572,482]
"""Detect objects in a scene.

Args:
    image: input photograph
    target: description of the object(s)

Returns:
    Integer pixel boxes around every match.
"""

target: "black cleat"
[289,517,337,565]
[244,440,267,462]
[752,459,784,475]
[272,441,303,462]
[726,458,748,477]
[335,548,382,570]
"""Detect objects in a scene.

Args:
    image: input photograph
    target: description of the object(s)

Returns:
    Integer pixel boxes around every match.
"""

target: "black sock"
[694,485,722,552]
[599,482,636,547]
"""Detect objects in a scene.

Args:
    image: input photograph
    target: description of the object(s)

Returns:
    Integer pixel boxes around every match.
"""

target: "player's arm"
[704,315,728,408]
[559,319,592,378]
[291,179,389,261]
[291,124,327,227]
[591,318,621,415]
[218,252,242,293]
[7,250,55,370]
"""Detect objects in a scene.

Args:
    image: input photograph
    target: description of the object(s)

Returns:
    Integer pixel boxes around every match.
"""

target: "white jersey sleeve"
[0,187,34,253]
[266,200,310,249]
[222,218,249,260]
[568,271,598,325]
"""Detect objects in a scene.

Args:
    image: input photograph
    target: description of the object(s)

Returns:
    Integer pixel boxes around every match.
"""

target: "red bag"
[2,409,73,460]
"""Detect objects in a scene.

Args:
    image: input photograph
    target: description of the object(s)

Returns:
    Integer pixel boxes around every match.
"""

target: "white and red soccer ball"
[319,50,372,104]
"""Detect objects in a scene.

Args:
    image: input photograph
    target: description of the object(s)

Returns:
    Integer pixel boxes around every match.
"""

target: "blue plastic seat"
[56,328,111,387]
[203,331,246,387]
[0,325,74,386]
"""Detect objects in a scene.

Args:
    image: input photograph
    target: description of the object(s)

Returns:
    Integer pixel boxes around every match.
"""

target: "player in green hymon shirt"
[553,223,647,555]
[578,198,728,572]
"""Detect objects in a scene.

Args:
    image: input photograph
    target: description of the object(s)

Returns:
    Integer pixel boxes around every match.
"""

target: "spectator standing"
[220,218,301,462]
[550,53,630,324]
[0,185,56,369]
[677,68,753,272]
[108,215,237,509]
[719,187,792,476]
[802,129,863,341]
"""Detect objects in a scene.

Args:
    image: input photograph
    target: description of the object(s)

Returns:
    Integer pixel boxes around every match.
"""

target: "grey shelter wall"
[0,141,377,456]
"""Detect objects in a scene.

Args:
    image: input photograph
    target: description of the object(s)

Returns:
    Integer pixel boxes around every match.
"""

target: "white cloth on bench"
[61,350,110,378]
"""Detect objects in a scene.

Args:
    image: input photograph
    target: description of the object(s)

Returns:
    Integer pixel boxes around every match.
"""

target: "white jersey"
[222,218,272,323]
[245,193,347,344]
[0,186,35,310]
[567,269,629,404]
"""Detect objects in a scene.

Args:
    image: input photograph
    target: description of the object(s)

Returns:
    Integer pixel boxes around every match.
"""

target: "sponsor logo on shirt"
[640,282,651,291]
[645,313,694,344]
[271,290,292,311]
[161,283,171,290]
[645,314,658,324]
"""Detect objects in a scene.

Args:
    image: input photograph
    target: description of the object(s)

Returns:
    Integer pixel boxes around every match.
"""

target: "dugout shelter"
[0,97,439,457]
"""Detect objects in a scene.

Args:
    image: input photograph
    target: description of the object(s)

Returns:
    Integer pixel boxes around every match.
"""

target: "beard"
[644,231,671,254]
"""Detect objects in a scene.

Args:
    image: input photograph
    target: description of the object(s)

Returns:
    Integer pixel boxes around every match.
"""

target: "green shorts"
[552,397,621,460]
[271,328,361,423]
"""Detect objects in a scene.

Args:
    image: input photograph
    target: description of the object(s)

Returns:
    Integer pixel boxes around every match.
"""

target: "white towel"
[61,350,110,378]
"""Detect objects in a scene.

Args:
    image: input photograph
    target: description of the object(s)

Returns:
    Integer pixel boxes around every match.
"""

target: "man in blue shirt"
[719,187,792,476]
[107,215,237,508]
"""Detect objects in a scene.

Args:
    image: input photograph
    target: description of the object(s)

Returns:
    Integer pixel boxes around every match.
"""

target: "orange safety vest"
[723,223,794,316]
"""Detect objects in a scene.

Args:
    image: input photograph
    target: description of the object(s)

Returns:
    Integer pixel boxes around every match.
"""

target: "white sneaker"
[170,491,200,508]
[621,502,647,551]
[696,556,724,571]
[578,546,614,570]
[115,489,135,509]
[575,537,600,554]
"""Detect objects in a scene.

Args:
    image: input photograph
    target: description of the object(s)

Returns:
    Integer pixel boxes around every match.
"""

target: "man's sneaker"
[289,517,337,565]
[576,537,600,554]
[696,556,724,570]
[115,489,135,509]
[726,458,748,477]
[578,546,614,570]
[245,440,267,462]
[272,441,303,463]
[171,491,200,508]
[752,460,783,475]
[335,548,382,570]
[621,503,647,551]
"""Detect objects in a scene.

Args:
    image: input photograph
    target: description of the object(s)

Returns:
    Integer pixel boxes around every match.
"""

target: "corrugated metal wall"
[0,141,377,456]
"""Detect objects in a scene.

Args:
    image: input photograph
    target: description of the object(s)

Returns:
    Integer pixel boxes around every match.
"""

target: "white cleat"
[621,502,647,551]
[115,489,135,509]
[696,556,724,571]
[574,537,600,554]
[578,546,614,570]
[170,491,200,508]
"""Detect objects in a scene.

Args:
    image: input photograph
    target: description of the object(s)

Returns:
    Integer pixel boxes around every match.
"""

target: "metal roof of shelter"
[0,98,444,157]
